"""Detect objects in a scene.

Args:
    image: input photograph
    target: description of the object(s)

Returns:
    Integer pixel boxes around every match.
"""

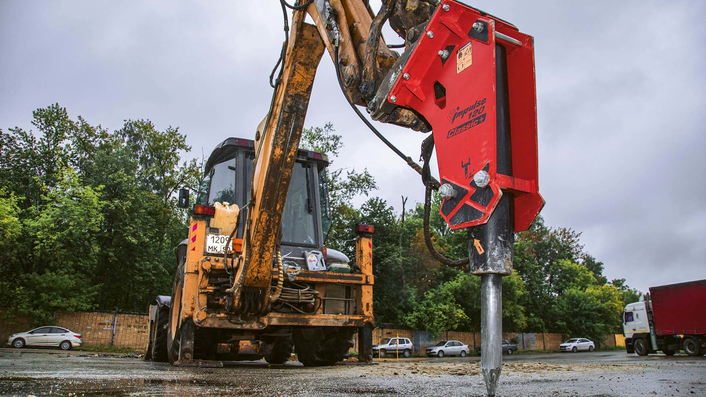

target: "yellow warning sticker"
[457,41,473,74]
[473,239,485,255]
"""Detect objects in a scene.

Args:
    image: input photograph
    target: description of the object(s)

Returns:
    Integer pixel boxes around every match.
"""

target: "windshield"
[208,158,236,205]
[281,162,316,246]
[435,341,448,347]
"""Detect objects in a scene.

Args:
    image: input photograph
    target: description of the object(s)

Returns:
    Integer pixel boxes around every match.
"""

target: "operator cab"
[193,137,345,269]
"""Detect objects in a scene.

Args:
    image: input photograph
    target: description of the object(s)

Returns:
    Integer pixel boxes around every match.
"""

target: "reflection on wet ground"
[0,349,704,396]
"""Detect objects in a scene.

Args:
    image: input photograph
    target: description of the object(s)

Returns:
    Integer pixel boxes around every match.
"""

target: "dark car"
[475,339,518,355]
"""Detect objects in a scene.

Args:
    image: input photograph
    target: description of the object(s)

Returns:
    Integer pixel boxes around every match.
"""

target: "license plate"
[205,234,229,254]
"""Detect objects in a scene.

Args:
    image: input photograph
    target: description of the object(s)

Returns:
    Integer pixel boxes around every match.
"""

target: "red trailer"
[623,279,706,356]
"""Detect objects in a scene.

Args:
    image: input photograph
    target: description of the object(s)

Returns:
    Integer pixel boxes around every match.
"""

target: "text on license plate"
[206,234,229,254]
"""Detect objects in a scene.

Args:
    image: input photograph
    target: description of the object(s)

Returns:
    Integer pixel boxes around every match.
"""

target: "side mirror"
[178,188,190,209]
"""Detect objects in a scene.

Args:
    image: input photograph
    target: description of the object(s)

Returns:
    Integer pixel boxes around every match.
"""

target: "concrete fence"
[1,310,149,350]
[2,310,624,352]
[363,328,625,354]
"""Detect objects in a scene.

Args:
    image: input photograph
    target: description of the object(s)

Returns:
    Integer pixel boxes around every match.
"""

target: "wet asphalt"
[0,348,704,396]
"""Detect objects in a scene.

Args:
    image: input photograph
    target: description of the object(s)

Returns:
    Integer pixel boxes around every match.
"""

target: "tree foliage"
[0,104,200,324]
[0,113,638,341]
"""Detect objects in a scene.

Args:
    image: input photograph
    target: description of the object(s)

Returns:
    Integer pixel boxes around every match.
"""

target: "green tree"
[554,284,624,345]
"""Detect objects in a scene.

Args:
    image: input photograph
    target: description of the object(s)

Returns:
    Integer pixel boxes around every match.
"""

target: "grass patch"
[73,346,144,354]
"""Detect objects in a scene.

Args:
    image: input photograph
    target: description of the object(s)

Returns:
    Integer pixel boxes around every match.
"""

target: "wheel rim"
[13,339,23,348]
[61,342,70,350]
[439,351,444,358]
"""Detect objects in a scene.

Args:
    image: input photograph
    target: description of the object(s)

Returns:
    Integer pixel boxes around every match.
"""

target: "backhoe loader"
[146,2,542,395]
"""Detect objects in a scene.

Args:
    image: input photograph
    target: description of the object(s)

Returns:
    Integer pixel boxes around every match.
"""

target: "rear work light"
[193,204,216,217]
[357,224,374,234]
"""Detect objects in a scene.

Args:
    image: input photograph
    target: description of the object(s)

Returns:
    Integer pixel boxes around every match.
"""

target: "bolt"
[427,31,434,39]
[473,21,484,33]
[474,170,491,188]
[438,183,456,199]
[438,49,450,60]
[403,73,410,80]
[442,4,450,12]
[390,95,397,103]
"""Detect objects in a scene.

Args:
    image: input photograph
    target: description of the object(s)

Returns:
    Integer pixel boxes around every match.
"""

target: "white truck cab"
[623,299,650,338]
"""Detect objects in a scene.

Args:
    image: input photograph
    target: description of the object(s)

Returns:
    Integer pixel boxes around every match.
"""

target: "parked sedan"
[560,338,595,352]
[7,326,83,350]
[426,340,470,358]
[476,339,518,355]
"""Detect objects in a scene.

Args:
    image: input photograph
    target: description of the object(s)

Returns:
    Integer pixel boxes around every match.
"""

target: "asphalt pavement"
[0,348,704,396]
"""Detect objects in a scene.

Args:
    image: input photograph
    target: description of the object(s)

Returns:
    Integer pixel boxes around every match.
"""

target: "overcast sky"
[1,1,705,294]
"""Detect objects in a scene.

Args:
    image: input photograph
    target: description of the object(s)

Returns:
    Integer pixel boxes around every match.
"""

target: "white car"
[7,326,83,350]
[560,338,595,352]
[373,337,413,358]
[426,340,470,358]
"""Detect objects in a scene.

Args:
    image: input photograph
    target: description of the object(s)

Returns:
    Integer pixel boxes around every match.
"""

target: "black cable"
[387,43,406,49]
[270,1,290,89]
[333,39,466,267]
[423,184,469,267]
[332,44,433,181]
[280,0,314,11]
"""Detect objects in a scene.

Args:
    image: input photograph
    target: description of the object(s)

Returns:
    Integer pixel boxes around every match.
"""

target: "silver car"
[7,326,83,350]
[559,338,595,352]
[426,340,470,358]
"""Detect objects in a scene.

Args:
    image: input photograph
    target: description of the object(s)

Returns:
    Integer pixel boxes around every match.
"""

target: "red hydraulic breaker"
[378,1,544,395]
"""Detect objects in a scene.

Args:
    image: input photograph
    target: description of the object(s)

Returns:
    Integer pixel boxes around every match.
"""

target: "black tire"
[589,346,594,352]
[683,337,702,356]
[572,346,577,353]
[168,261,185,364]
[507,348,513,355]
[379,350,387,358]
[152,306,170,362]
[12,338,25,349]
[634,338,649,356]
[403,349,411,358]
[60,341,72,351]
[438,350,444,358]
[264,336,294,364]
[460,350,467,357]
[293,327,354,366]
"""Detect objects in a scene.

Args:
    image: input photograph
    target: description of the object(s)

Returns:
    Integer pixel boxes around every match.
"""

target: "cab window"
[281,162,316,246]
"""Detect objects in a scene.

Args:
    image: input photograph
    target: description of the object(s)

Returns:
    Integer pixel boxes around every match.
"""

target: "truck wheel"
[264,336,294,364]
[634,338,649,356]
[683,337,702,356]
[151,305,170,362]
[293,327,354,366]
